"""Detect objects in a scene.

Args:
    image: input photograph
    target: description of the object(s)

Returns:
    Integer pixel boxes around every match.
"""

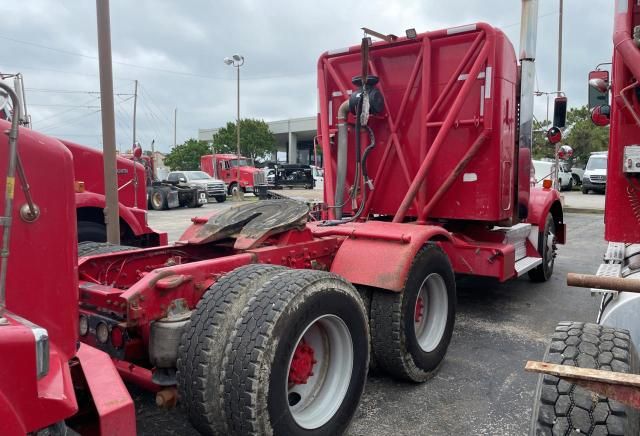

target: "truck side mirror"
[553,97,567,128]
[591,104,611,127]
[546,126,563,144]
[588,70,609,110]
[179,177,186,183]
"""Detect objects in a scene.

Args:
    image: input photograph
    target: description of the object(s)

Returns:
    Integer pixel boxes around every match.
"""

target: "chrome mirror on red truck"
[591,104,611,127]
[132,144,143,159]
[588,69,610,110]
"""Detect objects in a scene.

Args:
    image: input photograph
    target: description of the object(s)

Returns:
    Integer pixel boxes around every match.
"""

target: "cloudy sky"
[2,0,614,153]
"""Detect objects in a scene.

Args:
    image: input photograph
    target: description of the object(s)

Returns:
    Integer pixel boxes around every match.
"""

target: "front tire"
[77,221,107,243]
[370,243,456,382]
[223,269,369,436]
[215,195,226,203]
[528,213,556,282]
[150,189,167,210]
[530,322,640,435]
[228,182,239,196]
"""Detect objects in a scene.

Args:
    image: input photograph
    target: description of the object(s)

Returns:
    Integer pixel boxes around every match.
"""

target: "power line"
[30,103,101,108]
[32,95,102,126]
[0,34,312,81]
[25,87,134,96]
[0,64,135,81]
[39,109,102,132]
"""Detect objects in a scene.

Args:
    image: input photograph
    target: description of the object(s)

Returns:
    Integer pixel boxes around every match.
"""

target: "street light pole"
[236,63,241,185]
[224,54,244,199]
[557,0,563,95]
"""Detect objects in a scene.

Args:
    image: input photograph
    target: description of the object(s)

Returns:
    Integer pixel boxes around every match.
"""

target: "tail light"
[111,326,125,349]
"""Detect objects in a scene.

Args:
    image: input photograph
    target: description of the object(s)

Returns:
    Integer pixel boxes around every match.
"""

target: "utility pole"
[132,79,138,149]
[557,0,563,94]
[95,0,120,244]
[173,107,177,148]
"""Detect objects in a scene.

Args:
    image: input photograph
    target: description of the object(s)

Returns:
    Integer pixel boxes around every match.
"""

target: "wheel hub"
[288,340,316,385]
[414,296,425,323]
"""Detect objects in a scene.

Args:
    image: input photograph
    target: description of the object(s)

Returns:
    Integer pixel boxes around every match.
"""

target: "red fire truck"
[200,153,266,195]
[2,0,566,434]
[527,1,640,435]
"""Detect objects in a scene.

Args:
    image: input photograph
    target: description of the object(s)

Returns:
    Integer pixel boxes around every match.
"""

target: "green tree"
[531,105,609,165]
[532,118,552,159]
[211,118,276,160]
[164,139,211,170]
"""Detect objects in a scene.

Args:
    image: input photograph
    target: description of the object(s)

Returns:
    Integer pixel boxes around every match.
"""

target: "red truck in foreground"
[75,4,565,434]
[0,86,134,435]
[200,153,266,195]
[2,1,566,434]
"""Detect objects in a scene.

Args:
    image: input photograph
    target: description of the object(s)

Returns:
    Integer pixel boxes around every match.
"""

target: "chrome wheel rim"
[414,273,449,353]
[286,314,353,429]
[151,192,162,208]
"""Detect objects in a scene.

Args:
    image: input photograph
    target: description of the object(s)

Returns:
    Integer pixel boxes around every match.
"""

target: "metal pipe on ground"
[567,273,640,293]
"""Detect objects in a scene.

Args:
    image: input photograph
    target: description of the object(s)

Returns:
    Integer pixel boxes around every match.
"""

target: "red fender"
[318,221,452,292]
[0,390,27,436]
[75,191,146,236]
[527,187,565,244]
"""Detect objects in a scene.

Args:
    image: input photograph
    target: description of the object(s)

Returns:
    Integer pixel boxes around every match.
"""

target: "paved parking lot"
[139,210,604,435]
[562,190,605,212]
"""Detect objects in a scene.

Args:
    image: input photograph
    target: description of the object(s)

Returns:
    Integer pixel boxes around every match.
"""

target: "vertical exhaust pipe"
[519,0,538,149]
[334,100,350,219]
[516,0,538,220]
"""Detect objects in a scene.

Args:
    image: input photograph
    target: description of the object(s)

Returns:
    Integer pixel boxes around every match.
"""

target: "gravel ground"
[137,212,605,435]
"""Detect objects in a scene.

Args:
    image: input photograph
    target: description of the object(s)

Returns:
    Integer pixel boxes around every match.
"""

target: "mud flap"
[75,344,136,435]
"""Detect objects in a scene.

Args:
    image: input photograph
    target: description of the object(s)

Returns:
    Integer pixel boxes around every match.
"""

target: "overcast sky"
[2,0,614,153]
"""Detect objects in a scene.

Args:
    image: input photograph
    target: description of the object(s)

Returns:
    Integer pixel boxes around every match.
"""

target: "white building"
[198,116,318,165]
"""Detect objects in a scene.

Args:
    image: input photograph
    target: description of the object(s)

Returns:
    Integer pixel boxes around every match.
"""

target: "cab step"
[515,256,543,276]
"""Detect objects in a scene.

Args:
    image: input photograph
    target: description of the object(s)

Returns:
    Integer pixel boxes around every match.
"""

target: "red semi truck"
[200,153,266,195]
[73,4,565,435]
[66,141,167,246]
[0,86,135,435]
[2,1,566,434]
[528,1,640,435]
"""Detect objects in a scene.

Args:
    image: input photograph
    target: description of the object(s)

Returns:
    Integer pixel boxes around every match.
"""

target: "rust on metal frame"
[525,361,640,409]
[566,272,640,293]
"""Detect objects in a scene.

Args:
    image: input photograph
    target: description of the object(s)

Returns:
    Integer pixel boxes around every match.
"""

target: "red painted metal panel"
[0,316,78,434]
[0,122,78,359]
[76,344,136,435]
[318,23,518,224]
[324,221,451,291]
[605,0,640,242]
[527,187,562,229]
[63,140,146,211]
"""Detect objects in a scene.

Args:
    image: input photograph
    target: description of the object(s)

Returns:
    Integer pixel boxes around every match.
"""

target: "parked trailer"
[75,2,566,434]
[528,1,640,435]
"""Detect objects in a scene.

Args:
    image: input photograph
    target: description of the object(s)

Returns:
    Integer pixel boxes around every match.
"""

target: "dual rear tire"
[177,265,369,436]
